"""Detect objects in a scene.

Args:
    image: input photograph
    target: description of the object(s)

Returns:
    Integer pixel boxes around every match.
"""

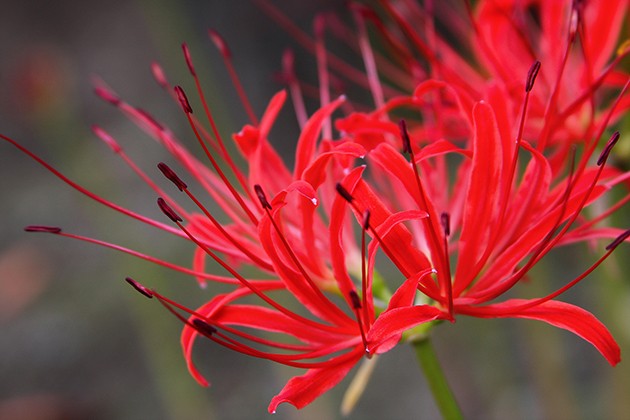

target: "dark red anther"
[399,119,412,154]
[362,210,371,230]
[349,290,362,309]
[157,162,188,191]
[254,184,272,210]
[335,183,354,203]
[606,228,630,251]
[440,212,451,237]
[597,131,620,166]
[24,225,62,234]
[125,277,153,299]
[174,85,193,114]
[525,61,541,93]
[208,29,232,59]
[181,43,196,76]
[157,197,183,222]
[193,318,217,336]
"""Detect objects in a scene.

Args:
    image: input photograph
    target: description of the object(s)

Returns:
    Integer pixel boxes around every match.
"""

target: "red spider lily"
[1,36,447,411]
[262,0,630,155]
[3,1,630,414]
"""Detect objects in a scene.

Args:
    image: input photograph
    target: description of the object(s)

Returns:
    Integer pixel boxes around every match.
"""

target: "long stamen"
[155,197,341,334]
[157,162,272,270]
[1,133,183,238]
[472,61,542,281]
[334,182,440,301]
[472,228,630,316]
[207,30,259,125]
[253,185,353,324]
[180,43,254,202]
[351,5,385,109]
[399,120,449,300]
[143,285,360,368]
[314,14,332,139]
[173,85,259,225]
[25,225,249,285]
[349,290,370,355]
[281,49,308,128]
[536,3,581,151]
[94,126,190,218]
[361,210,371,326]
[440,212,453,320]
[473,131,618,302]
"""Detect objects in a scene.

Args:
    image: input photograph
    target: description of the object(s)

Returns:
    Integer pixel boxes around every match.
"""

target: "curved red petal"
[367,305,445,354]
[268,348,364,413]
[462,299,621,366]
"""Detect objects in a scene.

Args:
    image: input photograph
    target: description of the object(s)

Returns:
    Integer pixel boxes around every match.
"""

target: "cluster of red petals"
[4,0,630,413]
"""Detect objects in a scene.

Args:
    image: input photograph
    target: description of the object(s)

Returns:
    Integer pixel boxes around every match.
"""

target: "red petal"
[181,282,284,387]
[461,299,621,366]
[367,305,445,354]
[453,101,504,292]
[294,95,346,178]
[268,348,364,413]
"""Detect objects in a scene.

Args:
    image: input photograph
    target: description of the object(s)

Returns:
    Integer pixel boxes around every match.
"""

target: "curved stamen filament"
[335,182,442,301]
[174,86,259,225]
[158,163,272,270]
[207,30,259,125]
[349,291,370,355]
[181,43,254,201]
[150,290,362,368]
[399,120,450,301]
[254,185,353,325]
[157,197,342,334]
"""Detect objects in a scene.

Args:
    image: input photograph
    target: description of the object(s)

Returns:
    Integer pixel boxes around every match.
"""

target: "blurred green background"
[1,1,629,419]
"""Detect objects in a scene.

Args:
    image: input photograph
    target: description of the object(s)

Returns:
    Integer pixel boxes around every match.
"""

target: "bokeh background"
[1,1,629,419]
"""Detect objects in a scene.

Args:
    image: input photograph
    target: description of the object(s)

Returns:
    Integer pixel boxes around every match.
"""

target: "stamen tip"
[151,62,168,88]
[208,29,231,58]
[24,225,62,234]
[125,277,153,298]
[174,85,193,114]
[157,162,188,191]
[157,197,183,222]
[349,290,362,309]
[362,210,371,230]
[92,125,122,153]
[525,60,541,92]
[440,212,451,237]
[606,228,630,251]
[254,184,272,210]
[335,183,354,203]
[181,43,196,76]
[193,318,217,336]
[398,119,412,154]
[597,131,620,166]
[94,86,120,106]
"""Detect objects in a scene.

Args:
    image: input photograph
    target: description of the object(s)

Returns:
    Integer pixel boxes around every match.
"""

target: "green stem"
[412,337,463,420]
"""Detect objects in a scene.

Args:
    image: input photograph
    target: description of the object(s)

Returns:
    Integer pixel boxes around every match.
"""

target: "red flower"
[3,0,629,414]
[264,0,630,152]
